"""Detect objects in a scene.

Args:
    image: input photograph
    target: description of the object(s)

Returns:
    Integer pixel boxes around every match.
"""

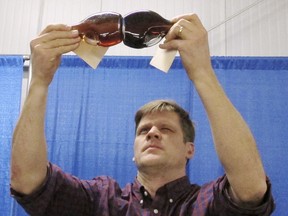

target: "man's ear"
[186,142,195,159]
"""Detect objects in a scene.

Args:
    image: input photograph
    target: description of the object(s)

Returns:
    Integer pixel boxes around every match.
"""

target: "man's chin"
[136,156,166,169]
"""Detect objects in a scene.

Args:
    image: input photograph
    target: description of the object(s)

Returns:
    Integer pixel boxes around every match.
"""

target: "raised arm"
[10,25,80,195]
[160,14,267,206]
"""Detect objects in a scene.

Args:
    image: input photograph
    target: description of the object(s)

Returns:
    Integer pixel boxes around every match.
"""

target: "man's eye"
[161,128,172,132]
[138,128,148,135]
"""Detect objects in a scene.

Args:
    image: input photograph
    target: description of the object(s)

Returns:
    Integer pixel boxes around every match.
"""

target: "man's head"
[135,99,195,143]
[133,99,195,174]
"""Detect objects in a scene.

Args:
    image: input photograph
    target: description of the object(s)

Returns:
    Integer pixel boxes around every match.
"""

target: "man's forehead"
[139,111,179,124]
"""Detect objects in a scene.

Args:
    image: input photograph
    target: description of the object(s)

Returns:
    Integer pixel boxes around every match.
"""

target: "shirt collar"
[132,176,192,202]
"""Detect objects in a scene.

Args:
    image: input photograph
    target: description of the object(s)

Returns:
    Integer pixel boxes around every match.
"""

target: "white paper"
[73,40,108,69]
[150,41,177,73]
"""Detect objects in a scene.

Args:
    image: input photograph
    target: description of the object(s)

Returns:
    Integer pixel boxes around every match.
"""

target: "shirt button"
[154,209,159,214]
[140,199,143,205]
[144,191,148,196]
[169,198,173,203]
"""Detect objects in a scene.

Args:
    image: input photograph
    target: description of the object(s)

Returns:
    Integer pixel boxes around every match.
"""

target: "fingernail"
[71,30,79,35]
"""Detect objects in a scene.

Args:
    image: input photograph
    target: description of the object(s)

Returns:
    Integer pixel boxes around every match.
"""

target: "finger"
[39,29,79,44]
[30,33,80,56]
[165,14,207,43]
[34,42,80,58]
[40,37,81,49]
[38,39,80,53]
[54,43,80,55]
[171,14,206,33]
[171,13,201,24]
[164,20,193,41]
[170,13,195,23]
[159,39,183,51]
[179,14,206,32]
[187,14,206,30]
[31,36,80,60]
[40,24,71,35]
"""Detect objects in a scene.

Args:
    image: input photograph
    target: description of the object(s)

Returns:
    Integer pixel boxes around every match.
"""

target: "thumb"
[159,39,180,50]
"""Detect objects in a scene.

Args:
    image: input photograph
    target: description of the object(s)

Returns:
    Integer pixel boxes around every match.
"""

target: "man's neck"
[136,169,186,198]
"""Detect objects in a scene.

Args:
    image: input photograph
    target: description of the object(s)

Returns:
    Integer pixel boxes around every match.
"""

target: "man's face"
[134,111,194,171]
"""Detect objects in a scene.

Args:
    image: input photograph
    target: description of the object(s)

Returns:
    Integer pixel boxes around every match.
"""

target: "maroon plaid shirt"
[11,163,275,216]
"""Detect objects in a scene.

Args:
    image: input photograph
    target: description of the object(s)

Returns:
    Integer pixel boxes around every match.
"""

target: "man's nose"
[146,126,161,140]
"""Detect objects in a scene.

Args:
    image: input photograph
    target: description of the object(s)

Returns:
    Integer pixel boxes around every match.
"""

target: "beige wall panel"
[226,0,288,56]
[0,0,41,54]
[40,0,102,28]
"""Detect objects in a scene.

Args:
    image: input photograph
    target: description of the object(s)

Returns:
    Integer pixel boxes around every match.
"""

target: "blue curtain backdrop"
[1,56,287,215]
[0,56,23,216]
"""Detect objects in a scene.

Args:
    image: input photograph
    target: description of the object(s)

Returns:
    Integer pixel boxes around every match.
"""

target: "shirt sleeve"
[210,175,275,216]
[10,163,95,216]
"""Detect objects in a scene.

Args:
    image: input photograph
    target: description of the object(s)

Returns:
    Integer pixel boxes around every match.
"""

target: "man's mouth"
[144,144,163,152]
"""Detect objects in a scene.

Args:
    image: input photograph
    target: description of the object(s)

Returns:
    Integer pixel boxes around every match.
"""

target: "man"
[10,14,275,215]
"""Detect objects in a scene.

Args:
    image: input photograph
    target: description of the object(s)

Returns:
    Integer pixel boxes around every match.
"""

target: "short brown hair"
[134,99,195,142]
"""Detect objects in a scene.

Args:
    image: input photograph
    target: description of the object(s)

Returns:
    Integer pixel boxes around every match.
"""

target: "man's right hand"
[30,24,80,87]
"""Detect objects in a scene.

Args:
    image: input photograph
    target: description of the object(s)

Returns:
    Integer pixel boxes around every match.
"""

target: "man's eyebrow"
[159,122,177,130]
[136,123,150,131]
